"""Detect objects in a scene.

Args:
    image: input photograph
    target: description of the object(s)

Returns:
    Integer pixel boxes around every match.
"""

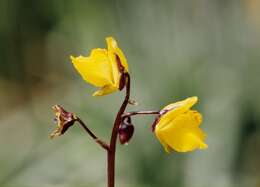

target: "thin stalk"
[122,110,160,118]
[77,117,110,151]
[107,73,130,187]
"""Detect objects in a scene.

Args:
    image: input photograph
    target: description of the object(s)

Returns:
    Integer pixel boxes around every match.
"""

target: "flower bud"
[118,117,134,145]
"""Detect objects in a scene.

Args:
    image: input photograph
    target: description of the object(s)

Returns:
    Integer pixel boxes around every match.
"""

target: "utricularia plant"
[50,37,208,187]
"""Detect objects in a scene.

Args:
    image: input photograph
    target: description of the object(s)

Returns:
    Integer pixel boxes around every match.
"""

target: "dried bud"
[50,105,77,139]
[118,117,134,145]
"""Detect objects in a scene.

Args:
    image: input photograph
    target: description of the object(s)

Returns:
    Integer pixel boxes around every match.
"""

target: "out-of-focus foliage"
[0,0,260,187]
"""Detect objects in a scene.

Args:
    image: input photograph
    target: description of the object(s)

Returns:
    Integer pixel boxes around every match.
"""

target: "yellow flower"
[71,37,129,96]
[154,96,208,153]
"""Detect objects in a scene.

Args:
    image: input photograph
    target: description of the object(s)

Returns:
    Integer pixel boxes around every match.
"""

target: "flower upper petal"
[106,37,129,72]
[71,48,113,87]
[157,96,198,131]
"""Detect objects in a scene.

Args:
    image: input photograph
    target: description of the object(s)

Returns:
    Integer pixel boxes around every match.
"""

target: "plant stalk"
[77,118,110,150]
[122,110,160,118]
[107,73,130,187]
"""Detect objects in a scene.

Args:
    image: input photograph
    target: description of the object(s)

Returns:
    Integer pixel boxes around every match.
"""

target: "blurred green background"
[1,0,260,187]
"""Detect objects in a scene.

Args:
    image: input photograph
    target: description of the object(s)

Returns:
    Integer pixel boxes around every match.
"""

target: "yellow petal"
[163,96,198,111]
[155,133,173,153]
[106,37,129,72]
[108,51,121,88]
[155,110,207,152]
[188,110,203,126]
[157,96,198,131]
[71,48,113,87]
[92,85,118,96]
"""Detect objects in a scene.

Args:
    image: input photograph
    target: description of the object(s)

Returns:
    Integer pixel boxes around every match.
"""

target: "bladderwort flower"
[51,36,208,187]
[153,96,208,153]
[71,37,129,96]
[50,105,77,139]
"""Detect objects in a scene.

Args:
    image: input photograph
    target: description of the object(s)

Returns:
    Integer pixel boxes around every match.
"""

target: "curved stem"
[107,73,130,187]
[77,117,110,151]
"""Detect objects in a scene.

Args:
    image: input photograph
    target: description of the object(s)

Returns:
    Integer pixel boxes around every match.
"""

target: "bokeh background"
[1,0,260,187]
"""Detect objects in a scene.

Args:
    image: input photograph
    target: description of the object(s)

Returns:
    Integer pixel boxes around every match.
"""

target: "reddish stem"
[107,73,130,187]
[122,110,160,118]
[77,117,110,150]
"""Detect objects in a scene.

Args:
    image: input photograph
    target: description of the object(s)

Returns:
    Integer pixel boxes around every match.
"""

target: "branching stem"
[75,73,158,187]
[107,73,130,187]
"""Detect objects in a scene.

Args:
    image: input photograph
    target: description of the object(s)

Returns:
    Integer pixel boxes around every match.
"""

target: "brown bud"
[50,105,77,139]
[118,118,134,145]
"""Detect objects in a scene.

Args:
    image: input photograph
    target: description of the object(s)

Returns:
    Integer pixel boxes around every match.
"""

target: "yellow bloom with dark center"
[71,37,129,96]
[154,96,208,153]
